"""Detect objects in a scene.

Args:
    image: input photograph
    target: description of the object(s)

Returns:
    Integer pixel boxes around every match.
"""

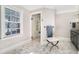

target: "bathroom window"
[5,8,20,36]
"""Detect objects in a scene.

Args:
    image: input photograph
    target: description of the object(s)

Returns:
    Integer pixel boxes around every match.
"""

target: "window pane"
[16,29,20,33]
[5,8,20,36]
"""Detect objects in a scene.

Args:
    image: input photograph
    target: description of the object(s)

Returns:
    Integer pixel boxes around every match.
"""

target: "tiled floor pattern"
[5,39,78,54]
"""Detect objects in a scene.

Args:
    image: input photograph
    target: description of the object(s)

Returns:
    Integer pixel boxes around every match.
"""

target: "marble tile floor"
[5,39,78,54]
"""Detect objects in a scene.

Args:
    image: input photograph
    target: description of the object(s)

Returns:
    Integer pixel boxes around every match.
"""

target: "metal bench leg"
[50,45,54,51]
[43,42,51,51]
[49,41,59,51]
[46,42,50,47]
[54,41,59,48]
[54,41,59,46]
[51,41,59,47]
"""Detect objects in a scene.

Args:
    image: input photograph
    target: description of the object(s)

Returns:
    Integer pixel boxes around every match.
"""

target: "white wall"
[0,5,30,53]
[41,8,55,44]
[0,6,1,38]
[55,11,79,39]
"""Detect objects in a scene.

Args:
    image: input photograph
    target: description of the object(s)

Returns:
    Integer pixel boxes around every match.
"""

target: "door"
[32,14,41,40]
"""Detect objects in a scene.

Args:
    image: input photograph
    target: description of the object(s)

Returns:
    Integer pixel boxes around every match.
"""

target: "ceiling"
[22,5,79,13]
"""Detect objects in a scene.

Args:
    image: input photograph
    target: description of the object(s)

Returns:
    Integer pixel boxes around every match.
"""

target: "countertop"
[71,30,79,34]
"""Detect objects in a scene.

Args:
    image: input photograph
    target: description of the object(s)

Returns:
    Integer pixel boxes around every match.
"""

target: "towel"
[46,26,53,37]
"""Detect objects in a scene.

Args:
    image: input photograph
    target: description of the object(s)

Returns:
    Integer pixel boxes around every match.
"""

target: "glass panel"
[5,15,10,21]
[16,29,20,33]
[5,8,10,15]
[15,12,20,17]
[11,29,16,34]
[5,8,20,36]
[5,29,11,35]
[17,23,20,28]
[5,22,10,28]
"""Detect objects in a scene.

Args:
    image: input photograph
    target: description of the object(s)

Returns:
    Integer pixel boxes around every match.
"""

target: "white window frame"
[1,5,23,39]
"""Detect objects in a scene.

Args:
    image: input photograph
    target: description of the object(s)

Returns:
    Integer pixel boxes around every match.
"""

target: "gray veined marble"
[5,39,78,54]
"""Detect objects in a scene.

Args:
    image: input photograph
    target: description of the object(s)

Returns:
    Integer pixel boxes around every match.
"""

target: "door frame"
[30,11,42,42]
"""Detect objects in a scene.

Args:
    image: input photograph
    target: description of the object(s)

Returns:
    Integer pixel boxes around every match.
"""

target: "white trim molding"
[57,9,79,14]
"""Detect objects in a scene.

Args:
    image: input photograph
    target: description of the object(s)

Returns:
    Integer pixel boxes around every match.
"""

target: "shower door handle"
[39,31,41,34]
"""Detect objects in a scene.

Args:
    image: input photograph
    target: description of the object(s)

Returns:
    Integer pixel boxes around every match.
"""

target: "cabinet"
[0,5,23,39]
[71,30,79,50]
